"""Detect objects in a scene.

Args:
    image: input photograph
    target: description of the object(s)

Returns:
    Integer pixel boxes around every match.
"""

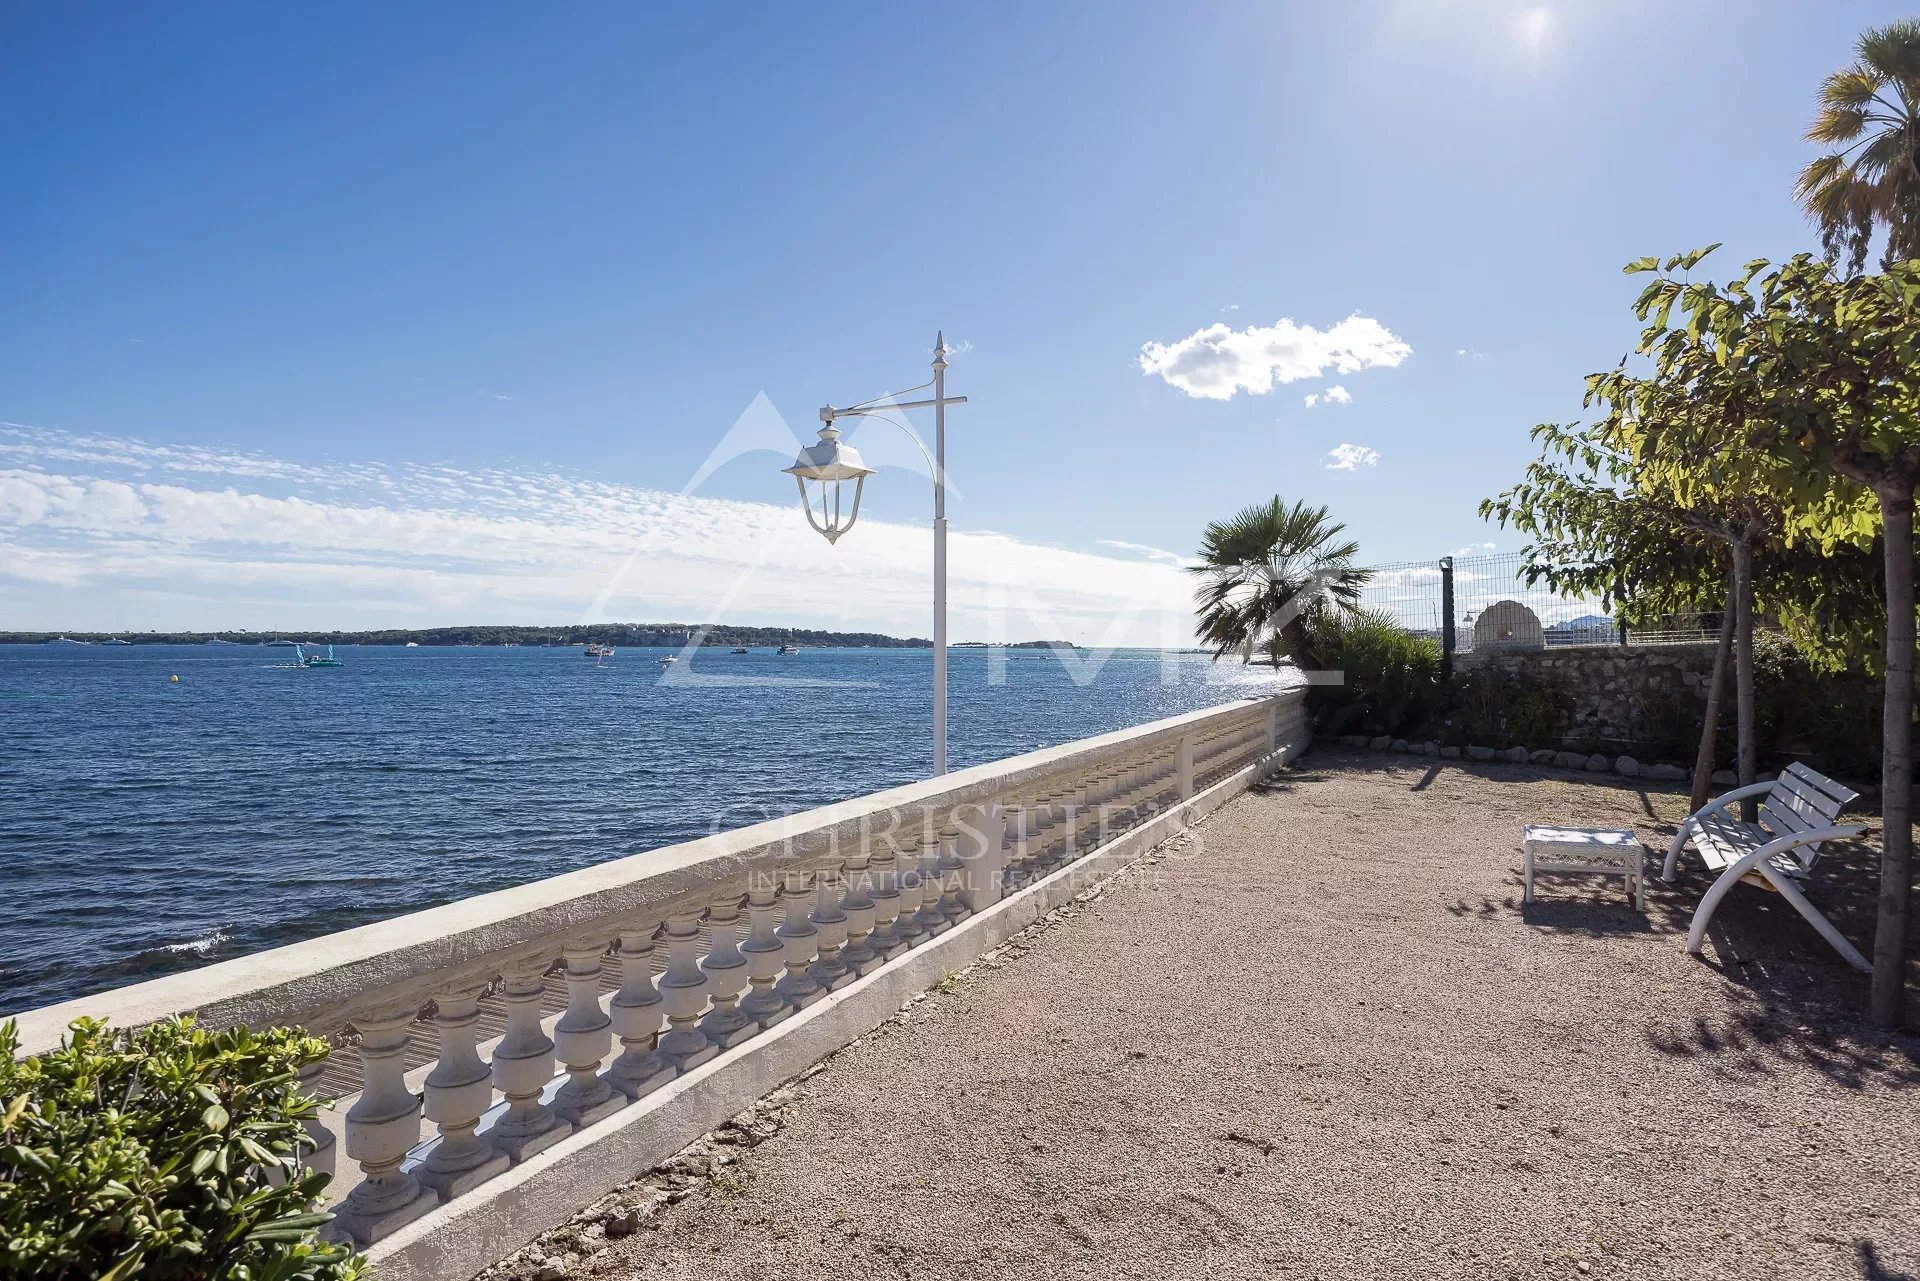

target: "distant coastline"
[2,624,1083,650]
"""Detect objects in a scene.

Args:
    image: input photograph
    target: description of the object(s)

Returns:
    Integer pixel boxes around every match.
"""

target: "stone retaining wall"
[1461,640,1720,749]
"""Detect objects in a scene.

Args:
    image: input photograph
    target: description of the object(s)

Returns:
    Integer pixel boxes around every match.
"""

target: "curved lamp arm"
[824,409,947,507]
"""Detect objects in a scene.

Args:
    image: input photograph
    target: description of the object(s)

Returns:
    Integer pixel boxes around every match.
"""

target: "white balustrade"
[840,847,880,975]
[739,882,792,1028]
[807,868,854,990]
[489,960,569,1163]
[552,941,622,1127]
[895,833,930,948]
[774,871,824,1008]
[296,1051,336,1180]
[331,1005,437,1243]
[9,693,1304,1259]
[867,838,905,959]
[656,912,717,1070]
[607,925,676,1099]
[699,894,756,1049]
[934,817,969,925]
[419,984,511,1199]
[911,828,947,938]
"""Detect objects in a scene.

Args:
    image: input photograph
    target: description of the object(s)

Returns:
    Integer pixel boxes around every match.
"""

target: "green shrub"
[0,1017,363,1281]
[1440,663,1574,749]
[1308,610,1447,738]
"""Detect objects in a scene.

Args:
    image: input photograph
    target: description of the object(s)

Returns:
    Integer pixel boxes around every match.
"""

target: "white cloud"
[1324,443,1381,472]
[1304,385,1353,409]
[1095,539,1189,567]
[0,424,1207,646]
[1138,315,1411,401]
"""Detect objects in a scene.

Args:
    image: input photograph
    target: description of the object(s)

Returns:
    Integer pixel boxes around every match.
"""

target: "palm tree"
[1189,497,1370,672]
[1796,20,1920,273]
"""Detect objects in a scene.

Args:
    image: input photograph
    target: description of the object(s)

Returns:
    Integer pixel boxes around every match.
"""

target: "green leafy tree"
[0,1016,361,1281]
[1486,389,1890,813]
[1190,498,1370,672]
[1796,19,1920,273]
[1624,248,1920,1029]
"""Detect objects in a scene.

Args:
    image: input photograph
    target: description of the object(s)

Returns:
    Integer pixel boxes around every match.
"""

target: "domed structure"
[1471,599,1546,652]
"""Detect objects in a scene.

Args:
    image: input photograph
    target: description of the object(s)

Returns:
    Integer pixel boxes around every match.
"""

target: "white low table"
[1522,825,1645,909]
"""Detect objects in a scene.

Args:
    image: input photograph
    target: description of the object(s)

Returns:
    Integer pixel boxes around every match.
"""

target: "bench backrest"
[1760,762,1861,871]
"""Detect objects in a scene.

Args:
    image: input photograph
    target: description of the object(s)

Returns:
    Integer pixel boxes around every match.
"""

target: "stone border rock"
[1331,734,1719,786]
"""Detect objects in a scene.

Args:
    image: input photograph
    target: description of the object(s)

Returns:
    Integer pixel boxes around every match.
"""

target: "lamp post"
[783,333,968,775]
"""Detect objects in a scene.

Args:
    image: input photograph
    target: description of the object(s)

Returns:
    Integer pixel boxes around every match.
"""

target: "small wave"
[159,928,230,956]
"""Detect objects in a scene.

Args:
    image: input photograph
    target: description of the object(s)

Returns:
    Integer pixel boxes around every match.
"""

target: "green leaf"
[1624,255,1660,275]
[202,1103,229,1132]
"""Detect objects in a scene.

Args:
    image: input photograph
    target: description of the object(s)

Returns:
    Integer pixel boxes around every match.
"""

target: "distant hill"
[1546,614,1613,632]
[0,624,934,648]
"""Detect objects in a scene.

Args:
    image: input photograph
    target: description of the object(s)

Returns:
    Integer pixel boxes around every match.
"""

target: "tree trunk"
[1690,581,1738,814]
[1871,489,1914,1030]
[1732,535,1758,823]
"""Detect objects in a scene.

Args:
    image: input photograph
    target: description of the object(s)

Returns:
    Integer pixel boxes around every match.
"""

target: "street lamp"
[782,332,968,775]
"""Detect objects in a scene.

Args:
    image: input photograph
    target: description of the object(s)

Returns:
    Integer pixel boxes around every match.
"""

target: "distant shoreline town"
[1,624,1083,650]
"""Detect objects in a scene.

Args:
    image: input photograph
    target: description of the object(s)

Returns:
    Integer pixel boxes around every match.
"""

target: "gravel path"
[563,750,1920,1280]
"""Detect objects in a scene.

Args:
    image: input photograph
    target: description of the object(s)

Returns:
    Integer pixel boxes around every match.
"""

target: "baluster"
[911,825,948,937]
[868,836,905,960]
[739,881,793,1028]
[935,816,969,924]
[840,848,881,975]
[775,871,825,1008]
[808,867,854,989]
[490,959,569,1162]
[295,1050,336,1179]
[1003,797,1030,889]
[1032,784,1062,872]
[331,1004,437,1243]
[657,911,717,1070]
[894,832,929,948]
[700,893,757,1048]
[607,924,676,1099]
[418,983,511,1199]
[551,940,622,1127]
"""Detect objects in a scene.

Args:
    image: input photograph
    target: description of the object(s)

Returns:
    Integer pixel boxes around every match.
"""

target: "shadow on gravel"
[1641,968,1920,1092]
[1856,1239,1919,1281]
[1247,770,1333,795]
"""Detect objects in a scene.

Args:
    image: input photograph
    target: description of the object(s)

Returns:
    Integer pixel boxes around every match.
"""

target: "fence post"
[1618,617,1629,648]
[1440,556,1456,681]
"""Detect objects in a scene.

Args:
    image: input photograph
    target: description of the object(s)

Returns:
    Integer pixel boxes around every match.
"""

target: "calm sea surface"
[1,643,1285,1012]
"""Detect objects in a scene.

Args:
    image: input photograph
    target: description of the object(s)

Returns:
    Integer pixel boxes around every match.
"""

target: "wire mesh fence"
[1356,552,1717,656]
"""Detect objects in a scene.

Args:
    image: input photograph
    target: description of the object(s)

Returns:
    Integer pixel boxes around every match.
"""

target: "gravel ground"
[555,750,1920,1281]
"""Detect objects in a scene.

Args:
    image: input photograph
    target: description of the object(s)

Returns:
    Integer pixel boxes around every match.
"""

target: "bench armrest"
[1682,781,1776,829]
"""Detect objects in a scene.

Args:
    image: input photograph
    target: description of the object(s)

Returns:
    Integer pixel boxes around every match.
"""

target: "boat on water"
[266,638,299,647]
[777,630,800,655]
[104,637,132,645]
[404,641,420,648]
[584,644,615,658]
[730,646,750,654]
[657,653,677,667]
[46,636,91,645]
[268,643,343,669]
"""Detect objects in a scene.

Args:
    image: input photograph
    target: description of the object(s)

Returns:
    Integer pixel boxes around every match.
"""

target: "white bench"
[1522,825,1644,908]
[1662,762,1867,971]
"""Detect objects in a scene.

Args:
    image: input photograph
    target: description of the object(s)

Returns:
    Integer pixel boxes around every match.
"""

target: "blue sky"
[0,2,1900,641]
